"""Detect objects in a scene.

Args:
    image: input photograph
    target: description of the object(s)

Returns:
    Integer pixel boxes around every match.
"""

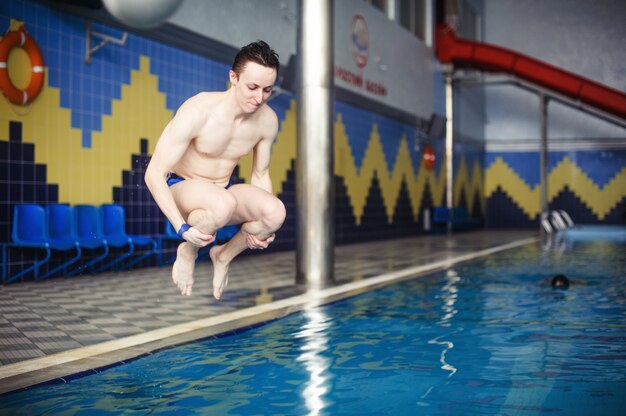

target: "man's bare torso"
[172,92,275,186]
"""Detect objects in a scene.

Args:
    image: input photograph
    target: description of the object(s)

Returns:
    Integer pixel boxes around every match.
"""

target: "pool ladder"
[541,210,575,234]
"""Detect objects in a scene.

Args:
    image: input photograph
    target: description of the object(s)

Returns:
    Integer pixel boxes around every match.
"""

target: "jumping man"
[145,41,286,299]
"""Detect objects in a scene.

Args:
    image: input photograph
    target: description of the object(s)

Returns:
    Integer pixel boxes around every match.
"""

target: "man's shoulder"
[257,104,279,127]
[174,92,225,125]
[180,91,222,110]
[252,105,278,140]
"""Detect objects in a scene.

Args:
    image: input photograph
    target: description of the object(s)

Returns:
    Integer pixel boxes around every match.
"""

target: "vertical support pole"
[445,70,454,233]
[296,0,335,287]
[539,93,549,234]
[85,19,92,64]
[423,0,434,48]
[384,0,396,21]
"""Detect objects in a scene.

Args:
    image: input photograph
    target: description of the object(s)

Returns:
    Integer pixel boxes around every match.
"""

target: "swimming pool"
[1,240,624,415]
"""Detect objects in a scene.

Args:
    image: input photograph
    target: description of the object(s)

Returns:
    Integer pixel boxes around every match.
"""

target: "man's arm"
[144,104,213,246]
[250,111,279,193]
[244,111,279,249]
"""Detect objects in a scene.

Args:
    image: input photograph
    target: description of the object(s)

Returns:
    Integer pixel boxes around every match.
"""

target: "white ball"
[102,0,184,28]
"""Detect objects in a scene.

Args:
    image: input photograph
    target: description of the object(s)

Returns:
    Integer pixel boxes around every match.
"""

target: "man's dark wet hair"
[231,41,280,77]
[551,274,570,289]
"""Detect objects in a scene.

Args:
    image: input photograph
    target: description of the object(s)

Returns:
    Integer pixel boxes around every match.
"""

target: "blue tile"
[103,98,111,115]
[82,129,91,148]
[71,36,81,57]
[92,78,104,99]
[93,115,101,131]
[70,55,81,76]
[112,83,121,100]
[72,91,83,109]
[38,5,49,28]
[71,75,80,93]
[121,69,130,85]
[84,77,92,95]
[80,94,91,113]
[52,29,64,51]
[70,111,80,129]
[49,70,60,91]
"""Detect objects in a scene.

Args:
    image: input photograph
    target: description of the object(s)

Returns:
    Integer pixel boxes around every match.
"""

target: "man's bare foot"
[209,245,229,300]
[172,242,197,296]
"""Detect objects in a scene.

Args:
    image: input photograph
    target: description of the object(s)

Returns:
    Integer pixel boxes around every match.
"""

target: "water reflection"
[295,303,332,416]
[439,269,460,327]
[429,269,460,377]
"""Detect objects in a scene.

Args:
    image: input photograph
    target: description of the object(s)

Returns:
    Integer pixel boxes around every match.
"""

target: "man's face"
[230,62,277,113]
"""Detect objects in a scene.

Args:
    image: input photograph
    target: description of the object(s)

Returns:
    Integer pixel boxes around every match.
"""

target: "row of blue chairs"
[2,204,242,284]
[431,206,482,232]
[2,204,157,284]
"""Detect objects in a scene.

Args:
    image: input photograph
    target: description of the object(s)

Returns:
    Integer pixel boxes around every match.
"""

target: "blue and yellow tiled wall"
[5,1,622,281]
[485,150,626,227]
[454,137,485,220]
[1,0,451,279]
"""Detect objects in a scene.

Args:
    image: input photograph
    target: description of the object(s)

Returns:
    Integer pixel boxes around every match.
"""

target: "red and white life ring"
[0,27,45,105]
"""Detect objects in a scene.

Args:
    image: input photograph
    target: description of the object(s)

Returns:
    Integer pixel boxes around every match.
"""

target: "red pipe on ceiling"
[435,24,626,120]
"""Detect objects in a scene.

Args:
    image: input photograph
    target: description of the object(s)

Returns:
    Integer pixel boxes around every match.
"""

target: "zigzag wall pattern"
[1,46,465,236]
[485,156,626,220]
[455,157,485,216]
[1,0,483,236]
[1,57,172,205]
[238,108,486,224]
[1,54,455,243]
[3,0,621,251]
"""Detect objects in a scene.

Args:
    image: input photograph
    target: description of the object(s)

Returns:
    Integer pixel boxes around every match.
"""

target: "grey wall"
[167,0,440,119]
[454,0,486,143]
[168,0,298,63]
[481,0,626,142]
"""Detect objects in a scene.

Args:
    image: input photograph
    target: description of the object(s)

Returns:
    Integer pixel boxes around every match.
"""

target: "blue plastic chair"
[157,220,181,266]
[74,204,120,273]
[433,206,450,224]
[75,204,134,273]
[47,204,110,276]
[98,204,157,271]
[3,204,81,283]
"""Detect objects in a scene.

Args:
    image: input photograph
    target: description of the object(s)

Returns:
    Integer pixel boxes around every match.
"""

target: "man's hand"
[183,227,215,247]
[246,232,275,250]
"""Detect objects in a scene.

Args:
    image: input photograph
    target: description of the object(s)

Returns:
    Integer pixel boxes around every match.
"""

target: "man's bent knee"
[261,198,286,231]
[188,193,237,230]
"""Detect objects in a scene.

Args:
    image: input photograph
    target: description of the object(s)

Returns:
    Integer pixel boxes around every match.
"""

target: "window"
[399,0,429,41]
[363,0,389,14]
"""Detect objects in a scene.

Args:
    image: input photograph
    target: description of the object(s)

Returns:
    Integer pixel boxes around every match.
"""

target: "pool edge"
[0,236,539,395]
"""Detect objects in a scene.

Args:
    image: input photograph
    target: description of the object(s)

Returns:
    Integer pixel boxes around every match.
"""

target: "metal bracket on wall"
[85,19,128,64]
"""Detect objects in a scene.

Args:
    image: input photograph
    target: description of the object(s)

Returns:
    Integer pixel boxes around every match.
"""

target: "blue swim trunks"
[166,172,239,242]
[166,172,233,188]
[166,172,185,187]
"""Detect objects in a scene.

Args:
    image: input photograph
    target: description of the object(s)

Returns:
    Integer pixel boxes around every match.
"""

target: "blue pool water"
[1,240,625,415]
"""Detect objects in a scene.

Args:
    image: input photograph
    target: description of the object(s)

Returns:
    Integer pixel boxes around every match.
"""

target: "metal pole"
[296,0,335,287]
[445,70,454,232]
[423,0,434,48]
[384,0,396,21]
[539,93,549,233]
